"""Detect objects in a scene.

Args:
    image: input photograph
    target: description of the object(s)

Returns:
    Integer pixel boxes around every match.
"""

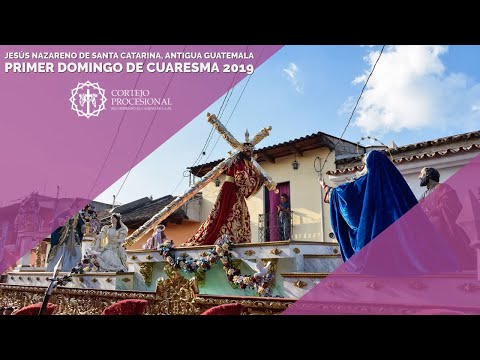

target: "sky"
[95,45,480,205]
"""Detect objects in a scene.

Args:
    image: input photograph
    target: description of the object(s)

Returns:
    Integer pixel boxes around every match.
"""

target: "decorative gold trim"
[155,271,200,314]
[282,272,330,278]
[122,278,131,283]
[164,264,176,278]
[293,280,308,289]
[193,296,293,315]
[131,255,137,261]
[139,262,154,287]
[262,258,277,268]
[35,243,43,268]
[270,248,282,255]
[224,175,235,183]
[190,277,199,295]
[146,255,153,260]
[293,248,301,254]
[0,283,294,315]
[92,278,98,283]
[303,254,341,258]
[244,250,256,256]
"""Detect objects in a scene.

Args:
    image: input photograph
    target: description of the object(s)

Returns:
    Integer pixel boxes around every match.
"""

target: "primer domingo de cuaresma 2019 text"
[3,51,256,74]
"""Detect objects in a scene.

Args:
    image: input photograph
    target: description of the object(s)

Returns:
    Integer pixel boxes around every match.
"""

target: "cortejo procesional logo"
[69,81,107,118]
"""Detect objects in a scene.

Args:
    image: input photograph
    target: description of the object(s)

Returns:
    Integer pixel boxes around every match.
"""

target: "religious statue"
[46,212,85,272]
[142,224,168,250]
[320,150,460,274]
[14,192,43,233]
[124,113,277,249]
[418,167,441,201]
[320,151,419,261]
[80,203,100,237]
[182,150,263,246]
[91,213,128,272]
[418,167,475,270]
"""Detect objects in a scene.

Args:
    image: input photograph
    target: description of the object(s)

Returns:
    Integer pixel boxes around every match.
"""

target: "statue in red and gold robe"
[182,152,262,246]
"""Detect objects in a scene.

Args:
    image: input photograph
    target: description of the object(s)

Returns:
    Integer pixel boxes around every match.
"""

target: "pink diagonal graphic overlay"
[0,45,282,273]
[284,154,480,315]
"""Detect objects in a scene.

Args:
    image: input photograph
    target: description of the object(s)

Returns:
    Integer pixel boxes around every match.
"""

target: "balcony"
[258,213,293,242]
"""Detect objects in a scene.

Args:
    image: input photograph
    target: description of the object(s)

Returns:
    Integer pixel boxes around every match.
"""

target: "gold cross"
[125,113,278,245]
[206,113,278,192]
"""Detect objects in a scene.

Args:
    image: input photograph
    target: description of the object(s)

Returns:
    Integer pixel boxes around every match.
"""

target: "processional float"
[124,113,279,247]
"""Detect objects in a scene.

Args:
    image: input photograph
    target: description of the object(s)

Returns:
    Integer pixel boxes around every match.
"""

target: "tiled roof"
[98,195,187,228]
[189,131,362,177]
[110,197,151,214]
[327,143,480,176]
[335,131,480,166]
[390,130,480,154]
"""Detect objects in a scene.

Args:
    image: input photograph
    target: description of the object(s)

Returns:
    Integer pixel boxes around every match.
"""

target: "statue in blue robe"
[46,212,85,272]
[322,150,459,275]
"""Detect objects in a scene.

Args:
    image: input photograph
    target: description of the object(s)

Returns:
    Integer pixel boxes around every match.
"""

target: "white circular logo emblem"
[70,81,107,118]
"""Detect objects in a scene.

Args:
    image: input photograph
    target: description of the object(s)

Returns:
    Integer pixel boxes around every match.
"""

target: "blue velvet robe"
[329,151,459,274]
[47,213,84,272]
[330,151,418,261]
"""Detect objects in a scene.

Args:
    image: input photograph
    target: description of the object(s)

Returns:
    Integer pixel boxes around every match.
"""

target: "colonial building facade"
[21,129,480,269]
[189,130,480,244]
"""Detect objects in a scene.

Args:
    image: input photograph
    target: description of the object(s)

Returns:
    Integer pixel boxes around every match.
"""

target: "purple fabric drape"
[268,183,290,242]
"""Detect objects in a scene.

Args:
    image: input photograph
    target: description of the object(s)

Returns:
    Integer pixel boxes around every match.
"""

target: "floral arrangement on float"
[71,251,100,274]
[157,235,276,297]
[70,235,276,296]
